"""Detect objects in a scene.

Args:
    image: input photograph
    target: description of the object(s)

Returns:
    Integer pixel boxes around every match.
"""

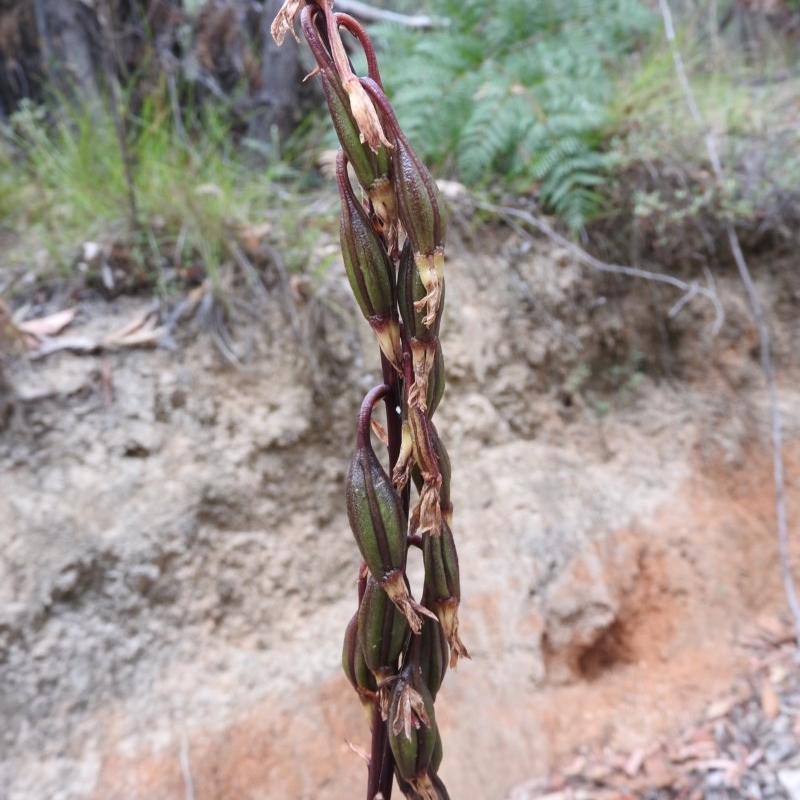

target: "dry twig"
[460,196,725,335]
[335,0,447,29]
[658,0,800,644]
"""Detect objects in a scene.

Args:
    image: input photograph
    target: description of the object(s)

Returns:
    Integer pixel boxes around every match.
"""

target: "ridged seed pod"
[426,341,446,419]
[342,610,378,727]
[398,239,442,343]
[321,71,378,191]
[388,663,439,797]
[431,728,443,775]
[347,386,433,634]
[337,151,403,372]
[361,77,447,329]
[346,386,407,579]
[410,423,451,517]
[418,612,449,701]
[398,240,443,412]
[358,575,410,681]
[393,132,446,260]
[423,521,470,667]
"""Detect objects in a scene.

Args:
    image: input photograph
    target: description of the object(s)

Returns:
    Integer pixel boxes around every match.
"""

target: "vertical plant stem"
[381,353,404,481]
[366,711,391,800]
[371,349,402,800]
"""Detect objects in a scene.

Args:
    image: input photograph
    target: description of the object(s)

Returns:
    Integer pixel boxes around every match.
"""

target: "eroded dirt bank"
[1,233,799,799]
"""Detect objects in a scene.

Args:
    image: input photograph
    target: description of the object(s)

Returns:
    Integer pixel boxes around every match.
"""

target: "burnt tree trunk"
[35,0,104,104]
[0,0,312,148]
[248,0,305,150]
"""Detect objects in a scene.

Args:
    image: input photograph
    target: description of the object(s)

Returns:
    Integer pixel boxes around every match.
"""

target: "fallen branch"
[335,0,448,28]
[658,0,800,644]
[459,195,725,335]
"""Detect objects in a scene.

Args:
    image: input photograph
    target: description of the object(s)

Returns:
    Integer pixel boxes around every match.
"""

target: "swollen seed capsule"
[418,613,449,701]
[388,664,438,789]
[398,239,442,343]
[426,341,446,419]
[423,520,460,603]
[357,576,410,680]
[392,123,446,260]
[431,728,443,774]
[342,609,378,727]
[346,388,433,633]
[360,76,447,329]
[392,130,447,329]
[346,389,407,581]
[338,157,394,319]
[423,521,470,667]
[337,151,403,372]
[321,71,377,191]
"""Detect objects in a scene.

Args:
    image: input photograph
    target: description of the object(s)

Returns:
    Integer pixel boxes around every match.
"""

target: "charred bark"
[36,0,104,104]
[0,0,313,149]
[248,0,305,151]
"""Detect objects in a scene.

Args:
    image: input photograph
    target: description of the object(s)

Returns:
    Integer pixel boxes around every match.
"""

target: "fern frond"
[367,0,657,228]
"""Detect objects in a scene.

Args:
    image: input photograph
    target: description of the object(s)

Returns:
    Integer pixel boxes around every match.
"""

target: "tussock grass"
[0,94,319,295]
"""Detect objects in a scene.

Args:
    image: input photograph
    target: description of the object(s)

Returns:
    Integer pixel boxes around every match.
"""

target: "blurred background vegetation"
[0,0,798,299]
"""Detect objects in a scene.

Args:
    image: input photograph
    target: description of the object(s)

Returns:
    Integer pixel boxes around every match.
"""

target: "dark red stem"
[335,12,384,88]
[356,384,390,450]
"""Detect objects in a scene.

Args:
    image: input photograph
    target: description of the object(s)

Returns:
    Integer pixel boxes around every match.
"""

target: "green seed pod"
[429,771,451,800]
[412,422,451,517]
[429,422,451,514]
[357,575,410,680]
[398,239,442,343]
[423,520,460,603]
[431,728,443,774]
[426,341,446,419]
[346,387,433,634]
[301,6,391,189]
[359,82,446,258]
[388,663,438,789]
[418,613,448,701]
[398,239,444,411]
[346,386,408,580]
[338,150,393,319]
[362,77,447,329]
[337,151,403,372]
[393,133,446,261]
[423,520,470,667]
[322,71,377,190]
[342,610,378,716]
[341,610,378,730]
